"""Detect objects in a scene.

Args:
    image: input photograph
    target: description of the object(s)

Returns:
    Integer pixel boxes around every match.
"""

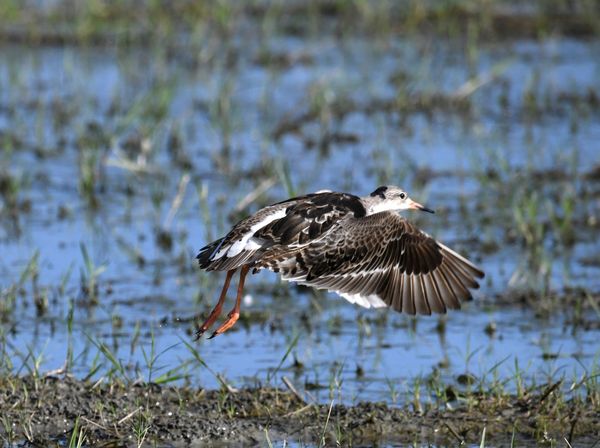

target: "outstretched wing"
[197,191,366,272]
[258,211,484,315]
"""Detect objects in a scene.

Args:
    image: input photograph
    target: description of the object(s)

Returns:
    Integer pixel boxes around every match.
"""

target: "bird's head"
[366,185,434,215]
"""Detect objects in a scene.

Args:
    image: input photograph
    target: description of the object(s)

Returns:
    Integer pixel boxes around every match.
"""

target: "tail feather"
[196,238,224,269]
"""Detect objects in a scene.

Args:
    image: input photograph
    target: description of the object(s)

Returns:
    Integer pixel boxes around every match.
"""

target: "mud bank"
[1,375,598,447]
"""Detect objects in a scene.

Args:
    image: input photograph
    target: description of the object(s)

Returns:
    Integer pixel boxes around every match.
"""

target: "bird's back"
[196,191,367,272]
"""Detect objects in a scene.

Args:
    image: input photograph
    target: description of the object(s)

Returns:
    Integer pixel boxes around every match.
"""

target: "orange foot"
[194,270,235,340]
[195,306,224,340]
[208,311,240,339]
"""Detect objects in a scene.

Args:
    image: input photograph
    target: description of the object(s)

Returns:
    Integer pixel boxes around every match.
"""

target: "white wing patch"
[274,269,388,308]
[338,292,387,308]
[211,208,287,260]
[279,274,388,309]
[211,245,230,260]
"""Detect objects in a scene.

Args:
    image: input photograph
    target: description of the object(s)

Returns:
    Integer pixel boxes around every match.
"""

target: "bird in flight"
[196,186,484,339]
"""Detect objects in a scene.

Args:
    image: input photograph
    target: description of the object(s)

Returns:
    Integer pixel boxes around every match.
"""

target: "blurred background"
[0,0,599,404]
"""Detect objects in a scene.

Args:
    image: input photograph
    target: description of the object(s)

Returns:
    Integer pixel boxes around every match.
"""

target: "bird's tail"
[196,238,225,269]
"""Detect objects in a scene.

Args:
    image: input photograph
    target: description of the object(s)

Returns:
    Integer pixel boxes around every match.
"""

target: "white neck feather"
[364,199,402,216]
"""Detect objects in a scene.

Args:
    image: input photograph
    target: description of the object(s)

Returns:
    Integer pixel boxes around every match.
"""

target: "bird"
[195,185,484,339]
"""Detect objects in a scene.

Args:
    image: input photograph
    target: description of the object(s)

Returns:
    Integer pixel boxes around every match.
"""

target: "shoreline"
[1,374,598,446]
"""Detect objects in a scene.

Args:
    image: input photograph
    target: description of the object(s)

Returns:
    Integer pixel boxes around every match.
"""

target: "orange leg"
[195,269,235,339]
[208,265,250,339]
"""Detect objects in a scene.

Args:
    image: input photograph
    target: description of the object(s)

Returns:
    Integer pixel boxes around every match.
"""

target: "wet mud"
[1,375,598,447]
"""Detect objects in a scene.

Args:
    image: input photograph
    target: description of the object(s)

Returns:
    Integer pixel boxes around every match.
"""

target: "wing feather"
[429,270,448,313]
[435,267,461,310]
[392,270,404,312]
[403,274,415,315]
[426,274,442,313]
[414,274,430,315]
[258,211,484,315]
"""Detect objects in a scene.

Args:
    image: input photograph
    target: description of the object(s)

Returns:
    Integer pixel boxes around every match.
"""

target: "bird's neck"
[361,196,399,216]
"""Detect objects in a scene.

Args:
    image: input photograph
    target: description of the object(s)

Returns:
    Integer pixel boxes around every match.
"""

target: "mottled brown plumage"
[195,186,484,338]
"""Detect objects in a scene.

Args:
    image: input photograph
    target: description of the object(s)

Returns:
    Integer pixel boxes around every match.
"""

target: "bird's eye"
[399,192,406,199]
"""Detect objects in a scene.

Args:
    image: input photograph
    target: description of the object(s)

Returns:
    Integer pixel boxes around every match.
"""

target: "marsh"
[1,1,599,446]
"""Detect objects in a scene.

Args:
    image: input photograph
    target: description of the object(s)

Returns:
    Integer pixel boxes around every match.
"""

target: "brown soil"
[1,375,598,447]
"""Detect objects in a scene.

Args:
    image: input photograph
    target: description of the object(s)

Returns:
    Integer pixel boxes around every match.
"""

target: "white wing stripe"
[212,209,287,260]
[339,292,387,308]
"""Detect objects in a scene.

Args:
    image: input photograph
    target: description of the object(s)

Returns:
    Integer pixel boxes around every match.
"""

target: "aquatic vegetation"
[79,243,106,306]
[67,416,87,448]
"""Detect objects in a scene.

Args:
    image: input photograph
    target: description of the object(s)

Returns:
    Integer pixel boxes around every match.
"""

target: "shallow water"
[1,29,599,407]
